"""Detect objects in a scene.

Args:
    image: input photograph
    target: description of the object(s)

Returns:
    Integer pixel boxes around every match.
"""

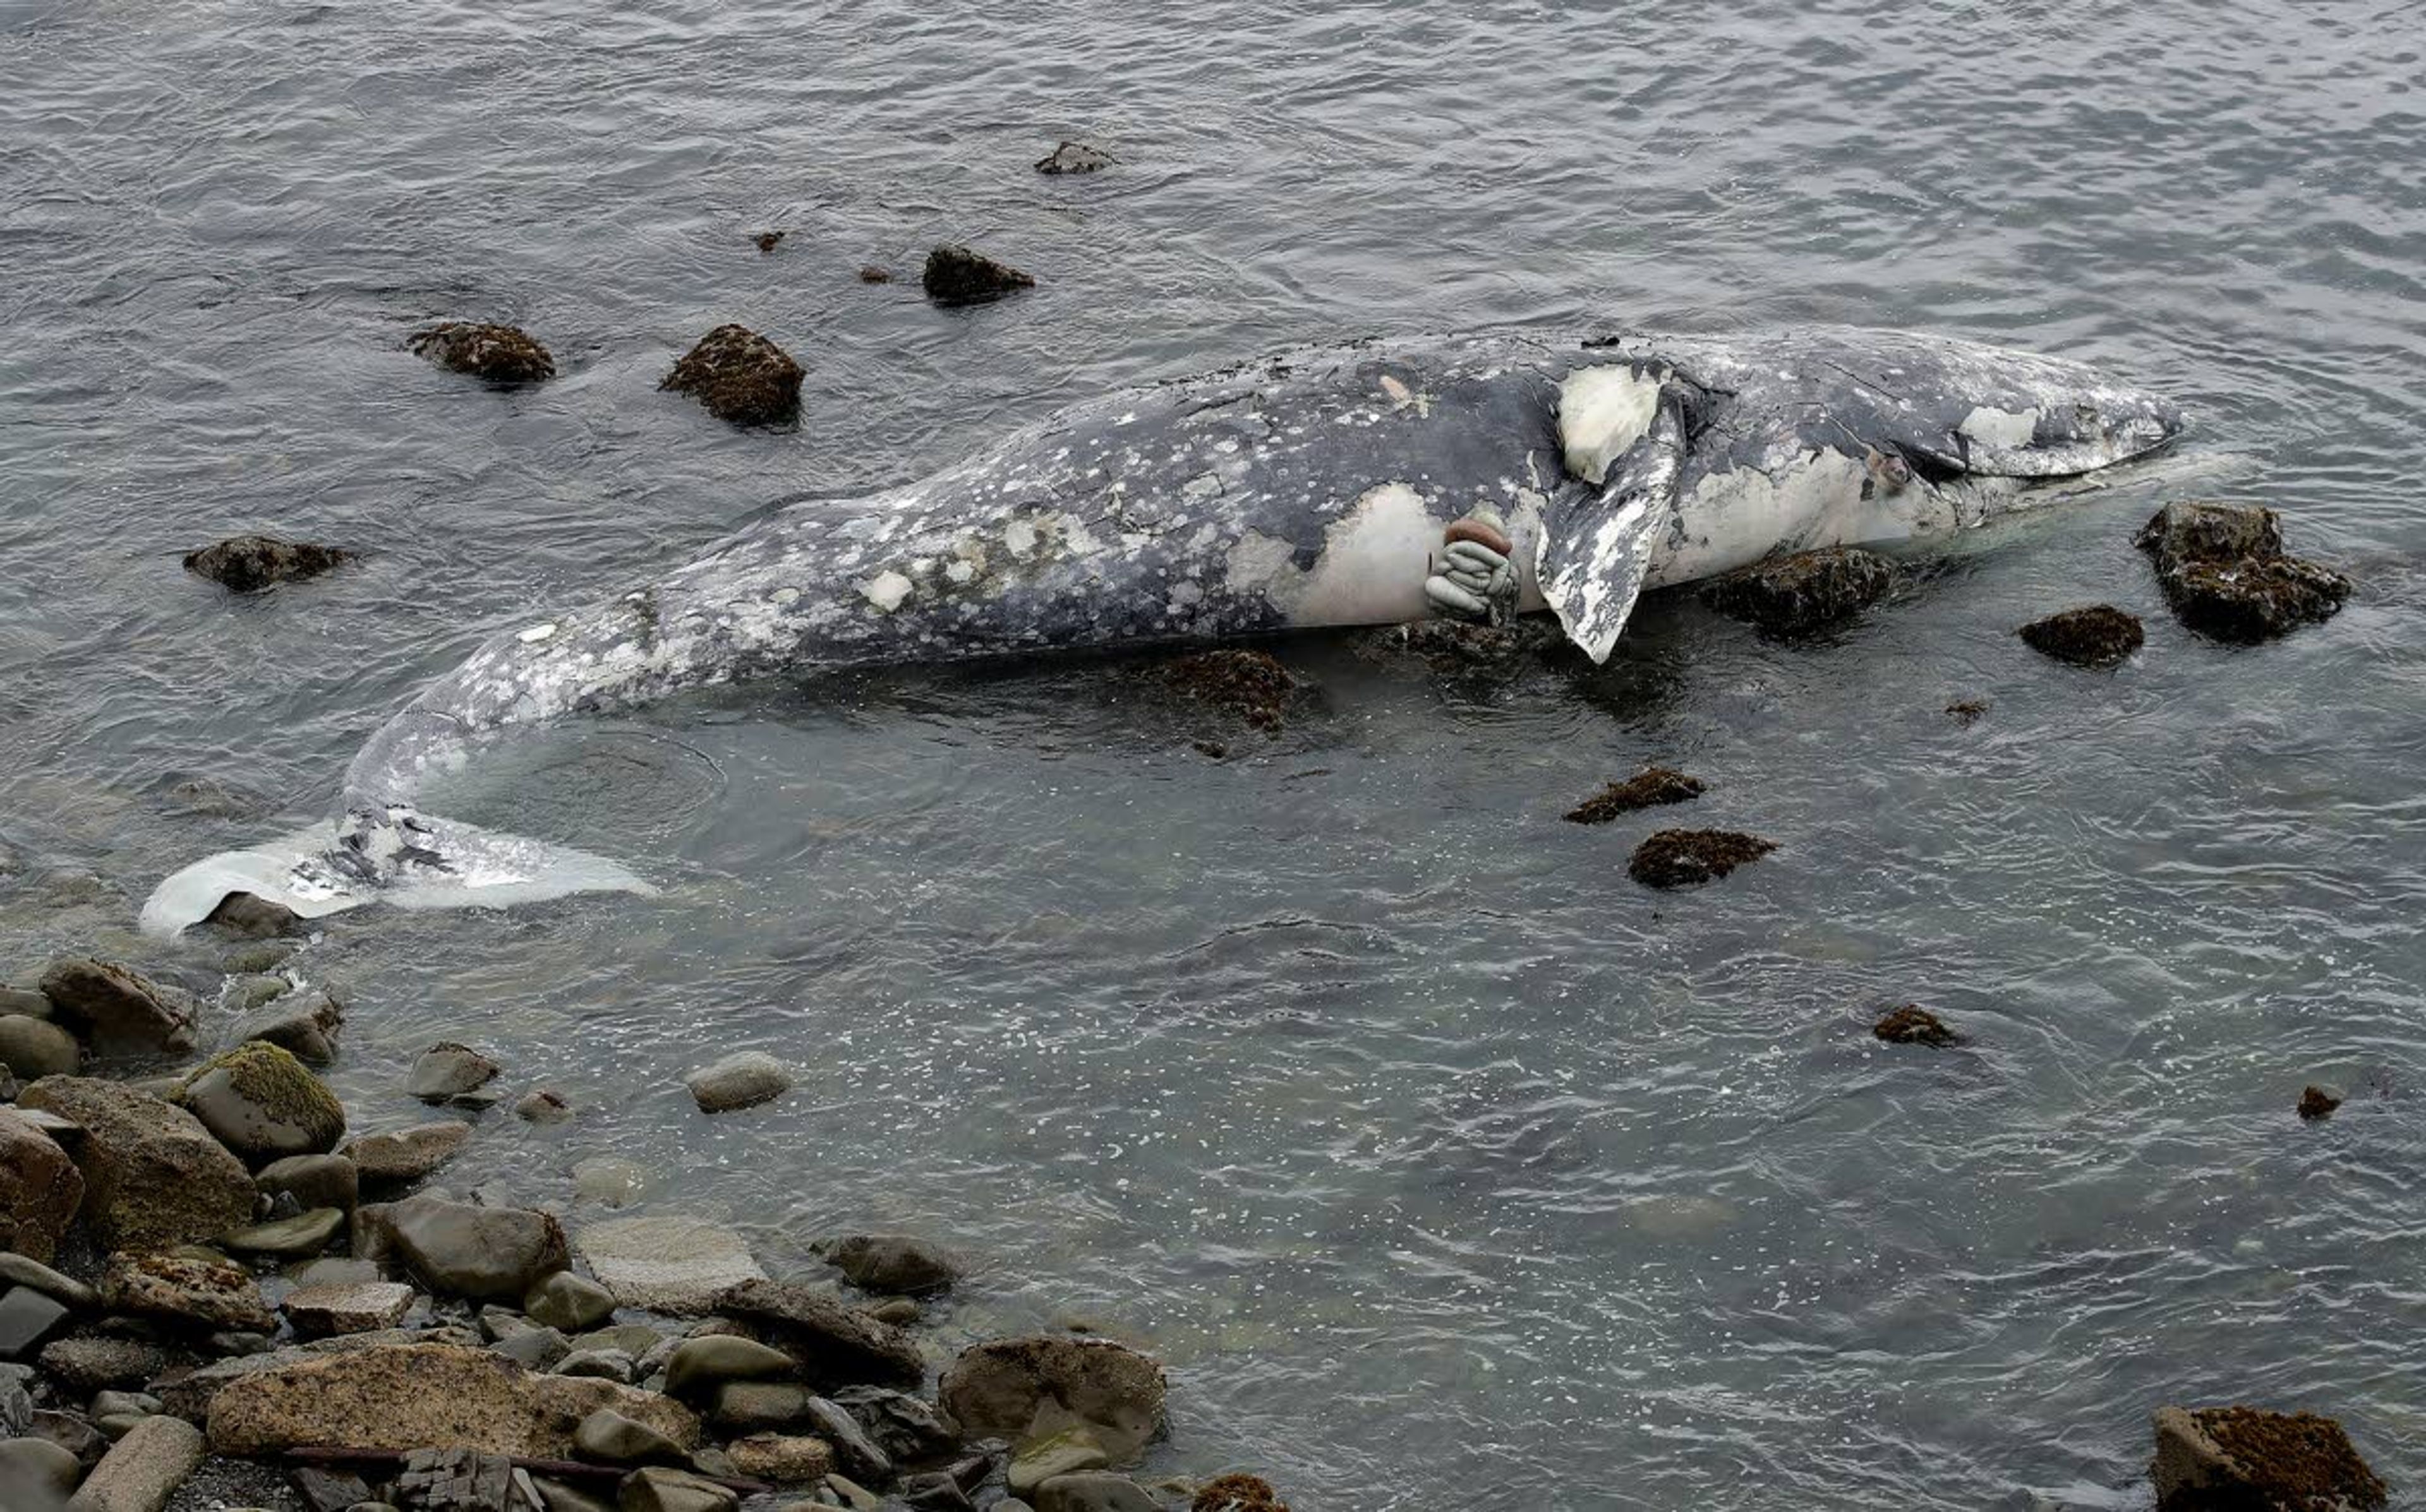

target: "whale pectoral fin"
[1536,393,1686,663]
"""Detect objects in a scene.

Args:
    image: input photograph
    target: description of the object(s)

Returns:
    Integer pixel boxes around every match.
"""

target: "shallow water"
[4,1,2425,1507]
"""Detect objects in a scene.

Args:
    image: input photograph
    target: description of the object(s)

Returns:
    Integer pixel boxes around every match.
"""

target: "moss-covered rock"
[1627,829,1777,889]
[1872,1005,1961,1047]
[176,1041,346,1164]
[660,325,803,428]
[409,321,555,385]
[183,536,354,594]
[2018,604,2144,669]
[1564,767,1704,824]
[923,243,1035,307]
[2152,1403,2386,1511]
[18,1076,256,1251]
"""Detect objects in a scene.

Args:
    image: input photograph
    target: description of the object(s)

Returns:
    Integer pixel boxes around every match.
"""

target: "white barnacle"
[517,622,558,644]
[861,570,914,612]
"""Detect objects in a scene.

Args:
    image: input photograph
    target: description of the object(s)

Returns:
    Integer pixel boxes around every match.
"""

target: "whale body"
[142,325,2182,935]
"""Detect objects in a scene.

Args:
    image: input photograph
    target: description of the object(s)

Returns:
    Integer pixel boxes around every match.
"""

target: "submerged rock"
[1564,767,1704,825]
[2018,605,2144,669]
[938,1336,1166,1460]
[2297,1085,2343,1122]
[684,1051,792,1113]
[1626,829,1777,889]
[183,536,355,594]
[343,1119,472,1188]
[1945,698,1990,726]
[1161,649,1296,731]
[660,325,804,428]
[753,230,786,253]
[203,890,307,938]
[1035,140,1116,175]
[923,244,1036,307]
[407,1041,501,1103]
[2136,501,2350,643]
[222,984,343,1066]
[37,957,196,1058]
[1698,547,1896,635]
[0,1107,82,1263]
[859,265,895,284]
[2152,1404,2386,1511]
[1872,1005,1962,1047]
[409,321,556,385]
[580,1216,767,1316]
[828,1234,961,1297]
[17,1077,256,1251]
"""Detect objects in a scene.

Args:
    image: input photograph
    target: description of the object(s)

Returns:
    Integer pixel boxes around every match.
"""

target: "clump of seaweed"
[1564,768,1705,825]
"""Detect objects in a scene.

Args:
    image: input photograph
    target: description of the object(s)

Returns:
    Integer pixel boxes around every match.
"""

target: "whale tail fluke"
[138,813,656,939]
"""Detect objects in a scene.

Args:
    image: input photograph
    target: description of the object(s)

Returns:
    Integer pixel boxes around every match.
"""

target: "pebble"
[617,1466,738,1512]
[571,1407,687,1467]
[526,1271,617,1332]
[0,1252,99,1309]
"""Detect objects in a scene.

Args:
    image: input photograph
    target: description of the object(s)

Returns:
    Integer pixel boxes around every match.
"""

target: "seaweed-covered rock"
[0,1108,82,1263]
[660,325,803,428]
[1872,1005,1961,1047]
[37,957,196,1058]
[752,230,786,253]
[1035,141,1116,175]
[923,244,1036,307]
[2152,1403,2386,1511]
[1564,768,1704,824]
[2135,501,2350,643]
[1162,649,1296,731]
[2297,1085,2343,1122]
[2018,605,2144,669]
[176,1041,347,1163]
[1193,1473,1290,1512]
[16,1077,256,1251]
[183,536,355,594]
[1626,830,1777,889]
[1698,548,1896,635]
[938,1336,1165,1460]
[409,321,556,385]
[1945,698,1990,726]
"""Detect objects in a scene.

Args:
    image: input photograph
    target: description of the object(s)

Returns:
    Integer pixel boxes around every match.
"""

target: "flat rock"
[616,1466,737,1512]
[256,1152,359,1213]
[39,1336,168,1393]
[0,1286,71,1361]
[409,321,556,385]
[37,959,195,1059]
[724,1432,835,1485]
[176,1041,346,1163]
[922,244,1035,308]
[1626,829,1777,889]
[2018,604,2144,668]
[716,1278,922,1388]
[0,1436,81,1498]
[182,536,353,594]
[1010,1426,1107,1495]
[0,1012,81,1078]
[938,1338,1165,1461]
[830,1384,960,1465]
[282,1280,416,1338]
[100,1251,274,1333]
[2137,500,2350,643]
[1033,1472,1157,1512]
[1698,546,1896,635]
[390,1196,570,1302]
[17,1078,255,1252]
[408,1042,501,1103]
[659,325,802,428]
[664,1335,796,1400]
[2152,1403,2386,1511]
[220,1206,344,1257]
[64,1410,202,1512]
[577,1217,766,1316]
[1034,141,1115,175]
[0,1252,99,1309]
[800,1395,890,1484]
[708,1381,813,1433]
[342,1121,472,1187]
[0,1105,84,1262]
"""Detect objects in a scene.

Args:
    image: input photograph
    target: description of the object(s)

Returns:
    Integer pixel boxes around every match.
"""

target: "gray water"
[4,1,2424,1507]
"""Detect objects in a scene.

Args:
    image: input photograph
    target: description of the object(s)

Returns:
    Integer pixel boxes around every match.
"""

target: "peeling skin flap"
[1536,396,1685,663]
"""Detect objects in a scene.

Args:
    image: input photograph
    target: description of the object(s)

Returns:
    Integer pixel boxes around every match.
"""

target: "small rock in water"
[684,1051,793,1113]
[408,1041,501,1103]
[1872,1005,1962,1047]
[1193,1473,1291,1512]
[183,535,356,593]
[660,324,804,428]
[827,1233,961,1296]
[203,889,306,938]
[0,1014,80,1078]
[408,321,557,384]
[1945,698,1990,725]
[1035,140,1116,174]
[1161,649,1296,731]
[517,1088,574,1124]
[922,243,1036,307]
[343,1120,472,1187]
[1698,547,1897,635]
[388,1195,570,1302]
[2136,500,2350,643]
[2297,1084,2343,1121]
[753,230,786,253]
[2151,1403,2386,1511]
[222,985,344,1065]
[1564,767,1705,825]
[37,956,197,1057]
[858,265,894,284]
[2018,604,2144,669]
[1626,829,1777,889]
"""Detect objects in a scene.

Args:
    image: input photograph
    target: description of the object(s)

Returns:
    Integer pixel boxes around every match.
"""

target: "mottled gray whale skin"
[142,325,2181,933]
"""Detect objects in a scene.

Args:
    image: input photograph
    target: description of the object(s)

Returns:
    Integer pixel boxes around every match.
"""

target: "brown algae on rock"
[1161,649,1297,731]
[2136,500,2350,643]
[407,321,555,385]
[923,243,1035,306]
[2297,1084,2343,1121]
[660,324,804,428]
[2152,1403,2386,1512]
[2019,604,2144,669]
[184,536,354,592]
[1564,768,1705,824]
[1627,829,1777,889]
[1873,1005,1962,1047]
[1698,546,1897,635]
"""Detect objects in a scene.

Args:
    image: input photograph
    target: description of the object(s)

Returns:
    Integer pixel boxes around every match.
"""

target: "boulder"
[342,1122,472,1187]
[407,1042,500,1103]
[200,891,305,939]
[409,322,556,385]
[389,1197,570,1302]
[175,1042,346,1163]
[1626,830,1777,889]
[526,1272,617,1333]
[830,1384,960,1465]
[36,960,195,1059]
[615,1467,736,1512]
[219,1207,346,1258]
[2017,604,2144,668]
[256,1152,359,1213]
[659,326,802,428]
[1697,547,1896,635]
[17,1078,256,1252]
[684,1052,792,1113]
[922,244,1035,308]
[937,1338,1165,1460]
[63,1411,201,1512]
[100,1252,274,1333]
[1872,1005,1961,1047]
[0,1107,84,1262]
[2152,1404,2386,1511]
[723,1433,835,1484]
[2136,501,2350,643]
[0,1286,71,1361]
[281,1281,415,1338]
[1562,768,1704,825]
[181,536,353,594]
[205,1342,699,1458]
[220,987,342,1065]
[577,1217,766,1316]
[0,1014,81,1078]
[716,1278,922,1388]
[1033,1473,1157,1512]
[826,1235,960,1297]
[664,1336,795,1400]
[1035,141,1116,175]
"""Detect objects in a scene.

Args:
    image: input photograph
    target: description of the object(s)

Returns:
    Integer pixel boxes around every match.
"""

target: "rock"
[0,1253,99,1310]
[63,1410,201,1512]
[408,1042,501,1103]
[205,1341,698,1458]
[526,1273,617,1333]
[578,1217,766,1316]
[181,536,354,594]
[516,1089,574,1125]
[0,1014,81,1078]
[409,322,556,385]
[292,1467,375,1512]
[553,1348,635,1383]
[1945,698,1990,725]
[616,1467,736,1512]
[922,244,1035,308]
[716,1278,922,1388]
[1191,1476,1288,1512]
[2151,1403,2386,1511]
[825,1235,958,1299]
[202,891,306,939]
[683,1053,792,1114]
[90,1391,158,1422]
[32,1406,109,1463]
[37,960,195,1058]
[2136,501,2350,643]
[898,1474,975,1512]
[724,1434,835,1485]
[0,1437,81,1499]
[1626,829,1778,889]
[221,987,342,1065]
[1034,141,1115,175]
[1872,1005,1962,1047]
[282,1281,416,1338]
[219,1206,343,1257]
[665,1336,796,1399]
[867,1298,919,1325]
[659,326,803,428]
[1698,547,1897,635]
[389,1446,519,1511]
[799,1395,891,1482]
[491,1323,572,1372]
[1032,1473,1157,1512]
[708,1381,812,1433]
[752,230,786,253]
[857,265,893,284]
[40,1337,167,1394]
[2298,1085,2343,1122]
[256,1153,359,1213]
[0,1286,71,1360]
[938,1338,1165,1460]
[572,1158,650,1209]
[830,1385,958,1465]
[388,1196,570,1302]
[100,1252,274,1333]
[1161,649,1294,731]
[18,1078,255,1252]
[1010,1427,1107,1496]
[1563,768,1704,825]
[822,1473,881,1511]
[176,1042,346,1163]
[2018,604,2143,669]
[343,1122,472,1187]
[0,1106,84,1262]
[573,1407,688,1467]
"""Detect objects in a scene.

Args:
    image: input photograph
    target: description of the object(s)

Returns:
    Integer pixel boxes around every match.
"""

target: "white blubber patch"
[860,570,914,611]
[516,623,557,644]
[1959,405,2040,450]
[1558,366,1663,484]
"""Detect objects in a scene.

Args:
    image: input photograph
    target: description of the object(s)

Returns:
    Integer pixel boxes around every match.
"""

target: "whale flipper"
[1537,385,1687,663]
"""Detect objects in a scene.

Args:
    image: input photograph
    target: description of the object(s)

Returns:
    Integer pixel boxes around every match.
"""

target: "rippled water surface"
[5,2,2425,1507]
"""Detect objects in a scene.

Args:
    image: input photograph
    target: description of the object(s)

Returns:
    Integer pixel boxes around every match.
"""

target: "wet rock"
[1563,767,1704,825]
[724,1433,835,1485]
[802,1395,891,1484]
[1698,547,1896,635]
[492,1322,573,1372]
[830,1384,958,1465]
[100,1251,275,1334]
[37,959,196,1059]
[716,1278,922,1388]
[2136,501,2350,643]
[1035,141,1115,175]
[389,1196,570,1302]
[256,1152,359,1213]
[526,1273,617,1333]
[572,1158,651,1210]
[663,1336,796,1400]
[579,1217,766,1316]
[922,244,1035,308]
[2297,1085,2343,1122]
[1033,1473,1157,1512]
[409,322,557,385]
[1626,829,1777,889]
[1945,698,1990,726]
[867,1297,919,1326]
[18,1077,256,1252]
[1350,616,1568,678]
[43,1336,166,1396]
[2152,1403,2386,1511]
[938,1337,1166,1460]
[408,1041,501,1103]
[176,1042,346,1163]
[1872,1005,1962,1047]
[616,1466,737,1512]
[1161,649,1296,731]
[182,536,356,594]
[1010,1427,1107,1496]
[390,1445,525,1512]
[899,1474,977,1512]
[753,231,786,253]
[0,1437,81,1499]
[204,1341,699,1458]
[1,1013,81,1079]
[659,325,803,428]
[553,1347,636,1382]
[222,987,342,1065]
[342,1120,473,1189]
[0,1286,71,1361]
[826,1235,960,1297]
[0,1253,98,1311]
[202,891,307,939]
[291,1465,375,1512]
[707,1380,812,1433]
[857,265,893,284]
[2018,604,2143,669]
[683,1052,792,1114]
[516,1089,574,1125]
[1192,1473,1289,1512]
[64,1410,202,1512]
[0,1106,84,1262]
[281,1280,415,1338]
[574,1407,689,1467]
[220,1206,346,1258]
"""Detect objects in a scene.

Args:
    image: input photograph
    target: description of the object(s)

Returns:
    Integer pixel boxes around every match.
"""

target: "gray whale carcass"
[141,325,2182,935]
